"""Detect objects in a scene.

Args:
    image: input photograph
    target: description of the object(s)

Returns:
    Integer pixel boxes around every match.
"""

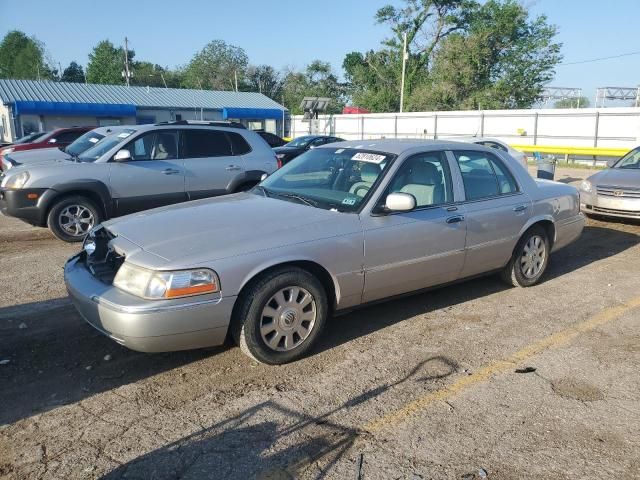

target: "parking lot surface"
[1,168,639,479]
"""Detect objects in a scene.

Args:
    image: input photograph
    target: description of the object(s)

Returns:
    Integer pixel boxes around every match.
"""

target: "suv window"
[384,151,453,208]
[227,132,251,155]
[126,130,179,161]
[53,130,85,144]
[183,130,232,158]
[454,150,518,200]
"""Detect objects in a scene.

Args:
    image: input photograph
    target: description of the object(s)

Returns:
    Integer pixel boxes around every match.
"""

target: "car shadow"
[555,176,582,185]
[0,223,637,426]
[101,357,458,479]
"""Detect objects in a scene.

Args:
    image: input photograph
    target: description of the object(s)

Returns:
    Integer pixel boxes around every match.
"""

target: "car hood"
[589,168,640,188]
[103,193,354,267]
[273,146,303,155]
[5,147,72,166]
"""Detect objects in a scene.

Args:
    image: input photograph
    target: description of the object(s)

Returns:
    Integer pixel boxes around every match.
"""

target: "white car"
[454,137,528,169]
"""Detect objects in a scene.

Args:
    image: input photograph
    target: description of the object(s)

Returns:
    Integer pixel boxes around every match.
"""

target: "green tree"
[61,61,85,83]
[554,96,590,108]
[281,61,345,114]
[182,40,248,91]
[411,0,561,110]
[0,30,54,80]
[86,40,131,85]
[245,65,283,100]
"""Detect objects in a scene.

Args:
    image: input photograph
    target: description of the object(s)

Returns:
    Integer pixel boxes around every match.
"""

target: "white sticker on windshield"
[342,197,357,205]
[352,152,386,163]
[88,137,99,143]
[117,132,131,138]
[334,148,345,154]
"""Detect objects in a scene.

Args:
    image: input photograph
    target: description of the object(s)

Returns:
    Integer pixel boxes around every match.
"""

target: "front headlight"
[580,180,592,193]
[1,171,30,189]
[113,263,219,299]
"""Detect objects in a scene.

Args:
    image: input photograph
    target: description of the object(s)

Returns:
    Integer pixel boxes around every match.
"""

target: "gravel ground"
[1,168,639,479]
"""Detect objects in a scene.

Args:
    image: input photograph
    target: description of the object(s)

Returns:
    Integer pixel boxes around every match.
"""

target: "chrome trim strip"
[90,295,226,314]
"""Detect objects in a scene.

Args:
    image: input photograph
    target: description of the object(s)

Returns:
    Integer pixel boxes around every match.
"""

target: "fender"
[236,254,343,308]
[518,213,555,242]
[42,179,114,219]
[226,170,266,192]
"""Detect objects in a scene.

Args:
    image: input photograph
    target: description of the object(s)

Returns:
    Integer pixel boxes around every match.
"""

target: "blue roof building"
[0,79,288,142]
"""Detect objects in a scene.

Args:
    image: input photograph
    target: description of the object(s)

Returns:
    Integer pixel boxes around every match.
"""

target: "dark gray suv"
[0,121,278,241]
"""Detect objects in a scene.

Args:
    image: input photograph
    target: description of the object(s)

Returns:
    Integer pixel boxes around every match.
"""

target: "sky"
[1,0,639,104]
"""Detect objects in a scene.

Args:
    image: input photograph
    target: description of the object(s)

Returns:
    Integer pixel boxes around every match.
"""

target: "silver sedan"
[579,146,640,220]
[64,140,584,364]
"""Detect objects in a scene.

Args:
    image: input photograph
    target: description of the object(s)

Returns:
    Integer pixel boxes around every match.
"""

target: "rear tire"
[231,267,328,364]
[500,225,550,287]
[47,195,101,242]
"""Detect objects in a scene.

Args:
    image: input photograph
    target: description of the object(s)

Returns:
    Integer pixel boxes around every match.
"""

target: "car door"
[108,129,186,215]
[182,129,244,199]
[451,149,531,278]
[360,151,467,303]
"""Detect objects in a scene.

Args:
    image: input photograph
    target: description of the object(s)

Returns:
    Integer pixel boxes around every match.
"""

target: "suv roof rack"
[155,120,246,129]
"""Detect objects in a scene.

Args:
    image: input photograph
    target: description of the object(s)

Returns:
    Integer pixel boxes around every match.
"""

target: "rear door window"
[183,130,233,158]
[454,150,518,200]
[227,132,251,155]
[52,130,85,144]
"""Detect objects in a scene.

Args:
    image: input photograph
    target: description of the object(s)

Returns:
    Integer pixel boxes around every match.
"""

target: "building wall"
[292,107,640,150]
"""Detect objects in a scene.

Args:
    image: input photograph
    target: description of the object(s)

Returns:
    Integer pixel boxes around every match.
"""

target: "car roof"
[317,138,492,155]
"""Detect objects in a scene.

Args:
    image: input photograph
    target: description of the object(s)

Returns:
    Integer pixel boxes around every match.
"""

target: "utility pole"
[399,31,408,113]
[123,37,132,87]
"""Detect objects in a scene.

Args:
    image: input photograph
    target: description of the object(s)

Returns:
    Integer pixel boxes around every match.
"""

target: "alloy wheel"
[58,205,94,237]
[259,286,317,351]
[520,235,546,279]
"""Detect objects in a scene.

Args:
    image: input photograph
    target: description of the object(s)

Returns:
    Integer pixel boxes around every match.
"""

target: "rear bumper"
[0,188,52,226]
[553,213,585,251]
[64,255,235,352]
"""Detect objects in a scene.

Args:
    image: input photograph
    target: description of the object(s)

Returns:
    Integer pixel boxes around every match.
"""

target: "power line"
[559,50,640,66]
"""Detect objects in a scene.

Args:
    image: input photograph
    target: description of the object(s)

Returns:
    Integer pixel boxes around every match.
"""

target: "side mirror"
[606,158,617,168]
[114,149,131,162]
[260,173,268,181]
[385,192,416,212]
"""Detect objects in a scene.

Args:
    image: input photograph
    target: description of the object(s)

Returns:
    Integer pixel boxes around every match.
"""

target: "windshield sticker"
[88,137,99,143]
[334,148,345,154]
[117,132,131,139]
[352,152,386,163]
[342,197,357,205]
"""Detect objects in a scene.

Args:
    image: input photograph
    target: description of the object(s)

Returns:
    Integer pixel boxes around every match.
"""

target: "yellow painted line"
[364,296,640,433]
[510,144,629,157]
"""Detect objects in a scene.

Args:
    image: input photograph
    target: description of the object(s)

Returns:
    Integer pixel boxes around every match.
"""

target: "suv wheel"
[47,196,101,242]
[231,267,328,364]
[500,225,550,287]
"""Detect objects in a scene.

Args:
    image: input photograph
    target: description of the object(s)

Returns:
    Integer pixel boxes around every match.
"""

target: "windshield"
[77,129,136,162]
[285,136,316,148]
[259,147,395,212]
[14,132,46,144]
[65,130,106,156]
[614,148,640,169]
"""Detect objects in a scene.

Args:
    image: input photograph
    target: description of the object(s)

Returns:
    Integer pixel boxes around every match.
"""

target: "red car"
[0,126,94,170]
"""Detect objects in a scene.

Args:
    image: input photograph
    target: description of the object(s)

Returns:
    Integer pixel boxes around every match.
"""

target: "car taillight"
[276,155,282,169]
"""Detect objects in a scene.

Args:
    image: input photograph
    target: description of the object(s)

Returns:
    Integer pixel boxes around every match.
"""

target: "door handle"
[162,168,181,175]
[513,204,527,212]
[226,165,242,171]
[446,215,465,224]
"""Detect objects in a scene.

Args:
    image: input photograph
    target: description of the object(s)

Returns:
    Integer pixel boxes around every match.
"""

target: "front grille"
[596,185,640,198]
[85,227,124,284]
[592,206,640,217]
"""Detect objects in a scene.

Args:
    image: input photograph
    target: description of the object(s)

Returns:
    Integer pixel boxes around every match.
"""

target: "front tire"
[231,267,328,364]
[500,225,550,287]
[47,195,101,242]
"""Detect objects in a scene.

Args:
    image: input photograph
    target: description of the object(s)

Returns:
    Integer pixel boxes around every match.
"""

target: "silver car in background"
[579,146,640,220]
[64,139,584,364]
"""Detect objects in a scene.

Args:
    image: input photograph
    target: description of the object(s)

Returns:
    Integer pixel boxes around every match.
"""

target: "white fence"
[291,107,640,150]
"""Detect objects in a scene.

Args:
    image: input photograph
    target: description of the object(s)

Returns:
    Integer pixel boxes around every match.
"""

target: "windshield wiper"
[252,185,271,197]
[274,192,319,207]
